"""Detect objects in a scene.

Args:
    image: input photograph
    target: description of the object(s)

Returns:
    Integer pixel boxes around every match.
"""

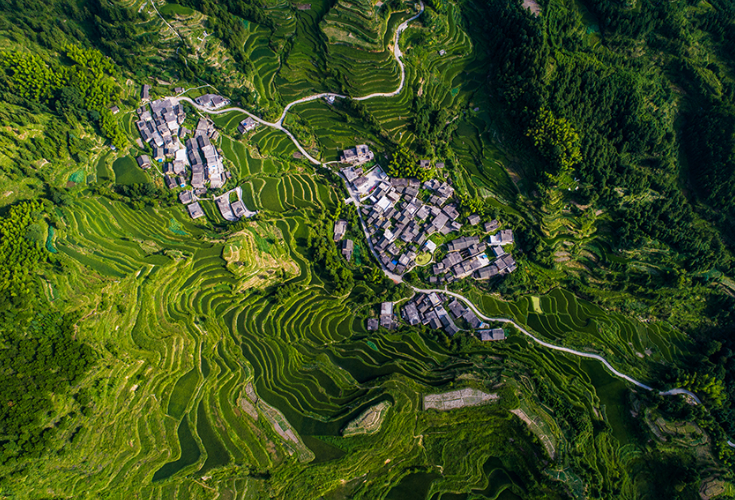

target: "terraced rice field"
[9,2,711,498]
[26,178,693,498]
[322,6,410,97]
[469,287,690,383]
[292,100,380,160]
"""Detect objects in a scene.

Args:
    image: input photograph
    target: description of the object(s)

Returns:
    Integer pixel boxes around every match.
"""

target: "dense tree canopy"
[0,201,94,465]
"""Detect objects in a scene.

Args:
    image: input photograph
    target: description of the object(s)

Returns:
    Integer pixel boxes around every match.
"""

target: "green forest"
[1,0,735,498]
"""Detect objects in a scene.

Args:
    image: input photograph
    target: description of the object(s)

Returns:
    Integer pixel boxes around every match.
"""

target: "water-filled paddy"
[197,400,231,475]
[301,435,347,464]
[580,359,634,444]
[152,416,201,482]
[386,472,441,500]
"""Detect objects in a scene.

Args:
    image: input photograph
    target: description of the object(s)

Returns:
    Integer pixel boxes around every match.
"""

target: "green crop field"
[113,156,150,185]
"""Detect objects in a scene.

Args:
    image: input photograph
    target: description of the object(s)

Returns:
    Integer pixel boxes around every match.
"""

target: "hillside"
[0,0,735,498]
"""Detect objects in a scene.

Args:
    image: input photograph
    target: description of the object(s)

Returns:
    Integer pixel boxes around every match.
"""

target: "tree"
[526,107,581,183]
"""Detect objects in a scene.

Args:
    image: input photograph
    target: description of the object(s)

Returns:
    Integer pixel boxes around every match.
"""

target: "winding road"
[170,0,724,438]
[179,2,425,164]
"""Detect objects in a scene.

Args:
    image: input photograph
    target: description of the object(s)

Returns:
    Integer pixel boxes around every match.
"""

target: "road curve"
[272,3,425,124]
[179,2,425,158]
[178,96,322,165]
[412,287,657,391]
[417,285,731,443]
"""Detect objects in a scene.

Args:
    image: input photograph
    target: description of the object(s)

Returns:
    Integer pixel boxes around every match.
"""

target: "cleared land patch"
[423,388,497,411]
[342,401,392,437]
[511,408,556,459]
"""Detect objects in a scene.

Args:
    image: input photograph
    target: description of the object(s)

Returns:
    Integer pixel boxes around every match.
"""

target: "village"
[367,291,506,342]
[129,85,514,342]
[333,144,518,341]
[132,86,258,222]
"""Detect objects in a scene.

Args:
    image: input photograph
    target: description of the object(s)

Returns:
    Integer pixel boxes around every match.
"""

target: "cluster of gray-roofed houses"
[333,219,354,261]
[134,87,255,221]
[336,145,517,282]
[367,294,506,341]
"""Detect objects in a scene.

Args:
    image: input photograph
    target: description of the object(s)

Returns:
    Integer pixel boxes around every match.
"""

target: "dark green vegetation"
[0,201,94,465]
[468,0,735,468]
[1,0,735,498]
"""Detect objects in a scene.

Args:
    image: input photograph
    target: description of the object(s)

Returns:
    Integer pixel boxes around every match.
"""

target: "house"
[443,204,460,220]
[353,176,371,194]
[490,229,514,246]
[380,302,395,329]
[109,105,120,114]
[367,318,379,331]
[326,94,335,104]
[231,200,248,219]
[237,117,257,133]
[480,328,506,341]
[195,118,209,136]
[467,214,481,226]
[445,322,460,336]
[418,159,431,169]
[436,162,445,169]
[446,236,480,252]
[174,87,184,94]
[466,243,486,258]
[177,175,186,188]
[187,202,205,219]
[341,166,362,183]
[403,302,420,326]
[179,190,194,204]
[141,84,151,102]
[136,155,151,170]
[153,146,165,162]
[447,299,467,318]
[439,49,446,56]
[424,179,441,190]
[501,254,517,273]
[163,163,174,175]
[340,144,374,164]
[484,220,499,233]
[342,239,354,261]
[474,266,499,280]
[192,172,205,189]
[173,160,186,175]
[165,176,177,189]
[462,309,483,329]
[381,302,393,317]
[195,93,229,109]
[334,220,347,242]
